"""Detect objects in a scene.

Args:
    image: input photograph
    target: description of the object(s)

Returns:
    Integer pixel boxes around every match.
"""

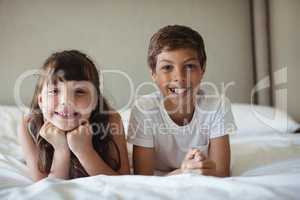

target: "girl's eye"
[48,88,58,95]
[161,65,173,71]
[75,89,87,96]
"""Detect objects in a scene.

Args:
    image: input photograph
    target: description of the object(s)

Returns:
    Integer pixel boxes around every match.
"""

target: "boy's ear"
[202,64,206,74]
[151,70,157,82]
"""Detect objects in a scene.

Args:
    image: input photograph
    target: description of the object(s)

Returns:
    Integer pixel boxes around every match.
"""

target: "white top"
[127,91,237,173]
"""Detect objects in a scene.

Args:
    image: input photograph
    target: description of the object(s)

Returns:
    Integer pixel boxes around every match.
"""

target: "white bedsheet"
[0,105,300,199]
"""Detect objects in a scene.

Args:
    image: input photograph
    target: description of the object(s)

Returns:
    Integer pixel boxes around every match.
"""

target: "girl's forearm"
[48,148,71,179]
[76,149,120,176]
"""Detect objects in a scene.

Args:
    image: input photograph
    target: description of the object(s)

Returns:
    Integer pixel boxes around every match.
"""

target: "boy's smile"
[152,48,205,109]
[168,84,192,97]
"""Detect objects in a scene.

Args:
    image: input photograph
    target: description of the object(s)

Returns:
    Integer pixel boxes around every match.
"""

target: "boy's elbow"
[215,170,230,177]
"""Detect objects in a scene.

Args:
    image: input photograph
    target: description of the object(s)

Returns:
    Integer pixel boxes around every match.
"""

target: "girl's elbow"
[31,174,47,182]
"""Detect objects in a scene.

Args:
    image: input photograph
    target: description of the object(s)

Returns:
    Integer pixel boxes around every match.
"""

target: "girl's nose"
[60,89,72,106]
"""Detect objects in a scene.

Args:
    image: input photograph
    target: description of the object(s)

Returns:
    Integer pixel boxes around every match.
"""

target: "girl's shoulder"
[20,114,40,138]
[20,114,31,131]
[108,110,124,132]
[21,114,37,131]
[22,114,31,124]
[108,109,122,123]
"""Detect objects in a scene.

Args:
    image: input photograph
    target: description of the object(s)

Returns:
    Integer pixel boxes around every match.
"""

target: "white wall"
[0,0,253,110]
[269,0,300,122]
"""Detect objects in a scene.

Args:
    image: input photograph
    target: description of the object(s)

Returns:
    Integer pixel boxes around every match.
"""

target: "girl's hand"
[66,122,94,156]
[39,121,68,151]
[181,149,216,176]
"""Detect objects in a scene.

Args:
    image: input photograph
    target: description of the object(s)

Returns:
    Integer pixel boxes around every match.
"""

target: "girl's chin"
[44,115,90,131]
[52,122,79,132]
[59,126,77,132]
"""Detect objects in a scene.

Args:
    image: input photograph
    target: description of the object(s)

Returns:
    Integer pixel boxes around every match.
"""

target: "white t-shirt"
[127,91,236,173]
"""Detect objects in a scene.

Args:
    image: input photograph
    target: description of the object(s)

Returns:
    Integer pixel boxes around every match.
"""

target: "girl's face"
[152,48,204,108]
[38,80,98,131]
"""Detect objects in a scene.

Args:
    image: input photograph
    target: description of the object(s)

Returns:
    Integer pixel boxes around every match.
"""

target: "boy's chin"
[167,95,193,105]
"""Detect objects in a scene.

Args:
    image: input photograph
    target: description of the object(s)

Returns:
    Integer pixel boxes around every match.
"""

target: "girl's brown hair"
[27,50,120,178]
[148,25,207,72]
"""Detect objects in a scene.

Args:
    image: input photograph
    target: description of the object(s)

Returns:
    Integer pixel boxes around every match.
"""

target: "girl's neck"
[163,99,196,126]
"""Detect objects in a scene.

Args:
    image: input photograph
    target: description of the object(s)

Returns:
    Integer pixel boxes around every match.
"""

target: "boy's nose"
[173,67,186,83]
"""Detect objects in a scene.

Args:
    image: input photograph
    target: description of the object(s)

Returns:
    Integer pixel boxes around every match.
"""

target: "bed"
[0,104,299,200]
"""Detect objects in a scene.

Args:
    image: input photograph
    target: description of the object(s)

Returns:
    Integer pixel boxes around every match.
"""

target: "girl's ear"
[37,93,43,109]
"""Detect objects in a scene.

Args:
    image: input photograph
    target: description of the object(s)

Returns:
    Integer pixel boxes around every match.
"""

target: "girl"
[19,50,130,181]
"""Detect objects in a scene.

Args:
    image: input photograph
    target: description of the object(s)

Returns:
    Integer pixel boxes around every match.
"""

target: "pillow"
[231,103,299,134]
[0,105,23,138]
[119,104,300,135]
[0,105,23,160]
[119,108,131,135]
[119,108,133,168]
[230,133,300,176]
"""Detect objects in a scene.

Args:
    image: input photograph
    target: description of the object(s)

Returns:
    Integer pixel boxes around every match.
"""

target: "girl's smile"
[54,110,81,119]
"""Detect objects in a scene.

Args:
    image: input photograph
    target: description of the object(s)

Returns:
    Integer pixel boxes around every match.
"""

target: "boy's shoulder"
[196,91,233,113]
[132,91,161,113]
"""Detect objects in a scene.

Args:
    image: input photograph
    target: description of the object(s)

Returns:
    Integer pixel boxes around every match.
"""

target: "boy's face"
[152,48,205,107]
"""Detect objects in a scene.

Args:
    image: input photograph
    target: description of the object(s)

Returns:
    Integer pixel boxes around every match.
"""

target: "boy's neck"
[164,99,196,126]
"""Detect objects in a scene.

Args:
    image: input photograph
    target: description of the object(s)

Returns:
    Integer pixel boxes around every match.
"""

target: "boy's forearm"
[215,169,230,177]
[49,148,71,179]
[76,149,119,176]
[166,168,182,176]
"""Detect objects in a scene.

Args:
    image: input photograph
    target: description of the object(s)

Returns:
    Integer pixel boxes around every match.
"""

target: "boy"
[127,25,236,176]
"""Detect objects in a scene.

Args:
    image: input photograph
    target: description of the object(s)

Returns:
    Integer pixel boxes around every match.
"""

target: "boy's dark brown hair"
[147,25,207,71]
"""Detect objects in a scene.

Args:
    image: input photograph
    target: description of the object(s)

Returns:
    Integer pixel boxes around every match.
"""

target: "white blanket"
[1,133,300,200]
[0,105,300,199]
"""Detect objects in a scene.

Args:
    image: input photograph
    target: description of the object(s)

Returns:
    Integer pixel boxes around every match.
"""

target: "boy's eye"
[185,64,196,70]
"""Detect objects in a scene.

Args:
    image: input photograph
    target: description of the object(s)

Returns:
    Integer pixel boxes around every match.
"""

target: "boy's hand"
[66,122,94,156]
[39,121,69,151]
[181,149,216,176]
[180,149,204,171]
